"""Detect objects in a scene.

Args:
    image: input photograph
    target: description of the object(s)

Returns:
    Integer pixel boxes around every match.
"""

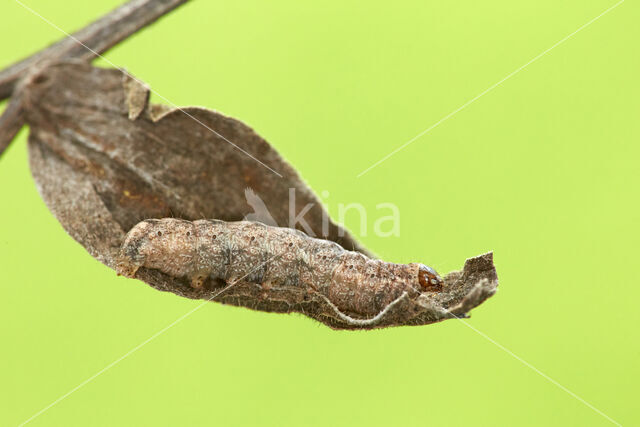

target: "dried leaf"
[23,61,366,254]
[16,62,497,329]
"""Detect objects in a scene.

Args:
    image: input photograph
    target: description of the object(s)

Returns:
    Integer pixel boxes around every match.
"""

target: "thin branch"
[0,0,190,102]
[0,95,24,156]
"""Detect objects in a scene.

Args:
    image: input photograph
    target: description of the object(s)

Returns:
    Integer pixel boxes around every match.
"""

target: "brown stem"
[0,95,24,156]
[0,0,190,102]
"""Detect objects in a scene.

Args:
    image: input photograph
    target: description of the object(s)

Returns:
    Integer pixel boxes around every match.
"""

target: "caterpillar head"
[116,218,196,278]
[418,264,444,292]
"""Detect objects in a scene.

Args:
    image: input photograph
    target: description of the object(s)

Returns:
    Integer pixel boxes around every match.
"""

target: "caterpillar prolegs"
[117,218,444,321]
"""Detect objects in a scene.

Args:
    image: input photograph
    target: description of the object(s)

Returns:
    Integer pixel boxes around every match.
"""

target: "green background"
[1,1,638,426]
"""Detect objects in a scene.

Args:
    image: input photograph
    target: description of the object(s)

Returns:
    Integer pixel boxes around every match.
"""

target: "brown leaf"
[23,61,366,254]
[17,62,497,329]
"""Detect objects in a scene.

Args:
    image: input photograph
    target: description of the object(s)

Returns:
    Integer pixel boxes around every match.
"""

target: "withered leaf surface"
[19,62,497,329]
[22,62,365,254]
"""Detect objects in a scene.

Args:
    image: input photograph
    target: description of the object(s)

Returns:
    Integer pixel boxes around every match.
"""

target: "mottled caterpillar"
[117,218,443,319]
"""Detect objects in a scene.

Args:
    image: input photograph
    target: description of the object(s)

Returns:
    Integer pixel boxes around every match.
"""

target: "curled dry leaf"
[13,61,497,329]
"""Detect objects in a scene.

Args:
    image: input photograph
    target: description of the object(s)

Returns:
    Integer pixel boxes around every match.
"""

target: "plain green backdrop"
[1,1,638,426]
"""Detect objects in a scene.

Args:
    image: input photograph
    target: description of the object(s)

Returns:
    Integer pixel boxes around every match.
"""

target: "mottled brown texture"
[20,62,366,255]
[0,0,499,329]
[0,0,190,102]
[12,61,498,329]
[0,94,24,155]
[117,218,445,320]
[116,219,497,329]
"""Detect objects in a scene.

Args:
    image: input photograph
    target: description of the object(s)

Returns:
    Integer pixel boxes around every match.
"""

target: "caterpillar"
[117,218,443,319]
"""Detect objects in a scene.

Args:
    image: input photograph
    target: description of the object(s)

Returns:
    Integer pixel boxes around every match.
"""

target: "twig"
[0,94,24,156]
[0,0,190,102]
